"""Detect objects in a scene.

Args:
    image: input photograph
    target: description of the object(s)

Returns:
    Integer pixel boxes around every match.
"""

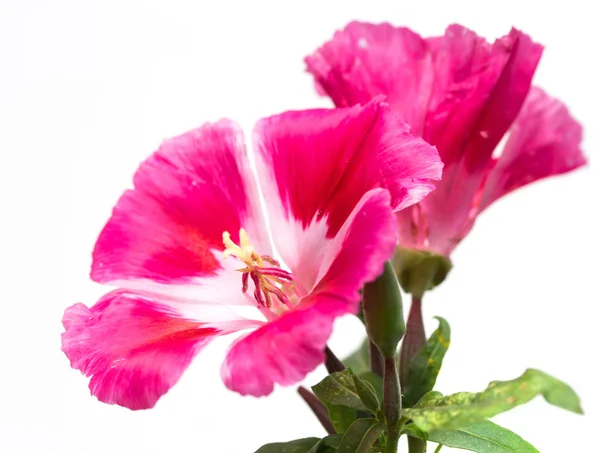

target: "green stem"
[383,356,401,453]
[386,432,400,453]
[407,436,425,453]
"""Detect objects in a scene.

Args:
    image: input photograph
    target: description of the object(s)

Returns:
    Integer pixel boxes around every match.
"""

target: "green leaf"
[324,402,357,434]
[342,338,370,375]
[307,434,343,453]
[404,369,582,432]
[358,371,383,400]
[336,418,385,453]
[312,369,369,411]
[351,374,380,413]
[404,317,451,407]
[254,437,320,453]
[428,421,539,453]
[401,423,428,441]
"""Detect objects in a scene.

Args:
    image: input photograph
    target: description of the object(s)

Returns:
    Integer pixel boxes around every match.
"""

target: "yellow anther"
[222,228,256,265]
[239,228,251,248]
[222,227,297,310]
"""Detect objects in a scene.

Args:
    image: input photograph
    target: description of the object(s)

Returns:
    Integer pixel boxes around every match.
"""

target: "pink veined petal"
[394,27,543,256]
[62,290,260,410]
[106,253,264,309]
[253,100,440,290]
[379,111,443,211]
[307,23,542,170]
[305,21,433,135]
[307,22,546,256]
[91,120,270,286]
[420,25,520,166]
[221,189,396,396]
[221,295,349,397]
[433,27,543,173]
[478,86,586,211]
[311,189,397,296]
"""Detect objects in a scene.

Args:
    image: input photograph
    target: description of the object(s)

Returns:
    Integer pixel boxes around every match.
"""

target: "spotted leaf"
[404,369,582,432]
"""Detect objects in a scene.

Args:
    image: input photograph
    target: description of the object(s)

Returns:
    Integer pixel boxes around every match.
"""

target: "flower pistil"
[223,228,301,310]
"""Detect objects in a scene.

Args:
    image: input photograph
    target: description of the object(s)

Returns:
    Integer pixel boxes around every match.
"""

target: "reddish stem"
[399,295,426,390]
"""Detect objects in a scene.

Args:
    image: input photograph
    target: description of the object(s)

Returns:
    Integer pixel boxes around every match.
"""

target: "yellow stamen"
[239,228,251,248]
[223,227,296,311]
[223,228,259,266]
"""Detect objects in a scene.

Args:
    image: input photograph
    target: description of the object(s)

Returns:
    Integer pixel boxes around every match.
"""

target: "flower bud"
[362,261,406,358]
[392,247,452,298]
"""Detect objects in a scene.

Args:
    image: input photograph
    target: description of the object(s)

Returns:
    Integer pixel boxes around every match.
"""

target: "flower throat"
[222,228,302,310]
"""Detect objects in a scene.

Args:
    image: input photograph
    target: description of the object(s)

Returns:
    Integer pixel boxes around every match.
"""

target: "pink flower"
[61,101,442,410]
[307,23,586,256]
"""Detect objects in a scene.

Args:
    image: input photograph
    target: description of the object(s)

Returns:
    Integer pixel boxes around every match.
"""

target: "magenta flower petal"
[425,27,542,167]
[306,22,431,132]
[91,119,270,285]
[221,189,396,396]
[307,22,586,257]
[253,101,440,290]
[65,102,441,406]
[221,295,348,396]
[479,87,586,210]
[307,23,542,166]
[311,189,396,297]
[401,28,543,255]
[62,290,259,410]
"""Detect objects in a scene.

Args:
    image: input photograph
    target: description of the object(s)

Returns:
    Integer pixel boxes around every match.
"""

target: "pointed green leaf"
[428,421,539,453]
[254,437,320,452]
[351,374,380,413]
[343,338,370,374]
[312,369,368,411]
[324,402,357,434]
[534,371,582,412]
[336,418,385,453]
[404,369,582,432]
[307,434,343,453]
[404,317,451,407]
[358,371,383,400]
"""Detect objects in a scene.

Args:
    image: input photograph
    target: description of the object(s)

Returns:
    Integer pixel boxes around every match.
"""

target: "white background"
[1,1,598,452]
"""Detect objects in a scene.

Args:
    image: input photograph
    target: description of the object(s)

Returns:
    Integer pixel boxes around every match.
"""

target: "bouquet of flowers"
[62,21,586,453]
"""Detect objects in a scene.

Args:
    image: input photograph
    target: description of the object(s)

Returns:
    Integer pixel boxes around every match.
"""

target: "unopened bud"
[362,261,406,358]
[392,247,452,298]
